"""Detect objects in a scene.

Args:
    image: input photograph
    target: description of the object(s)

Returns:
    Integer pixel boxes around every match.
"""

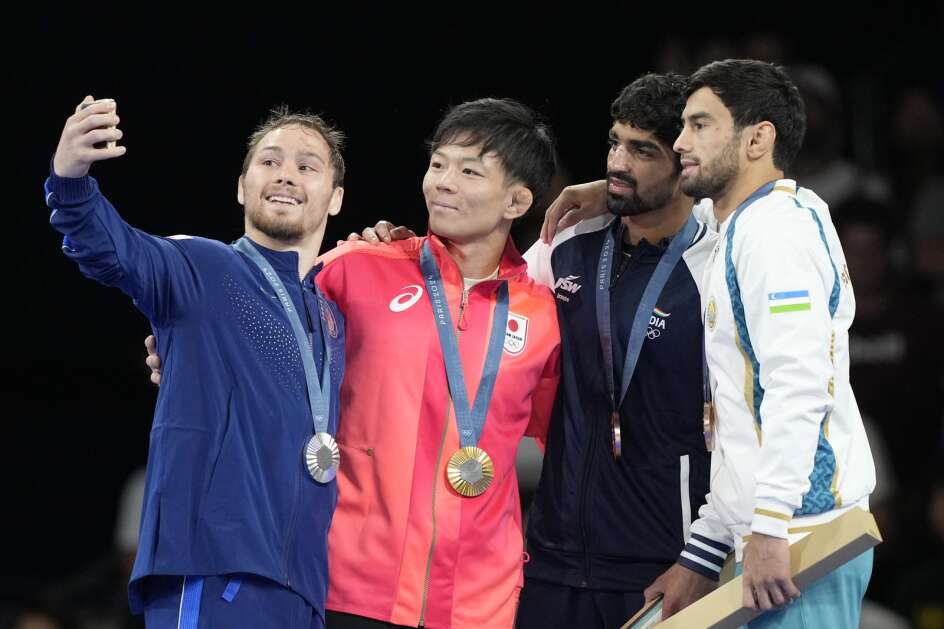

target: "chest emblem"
[389,284,424,312]
[647,307,671,339]
[504,312,529,355]
[320,300,339,339]
[707,297,717,331]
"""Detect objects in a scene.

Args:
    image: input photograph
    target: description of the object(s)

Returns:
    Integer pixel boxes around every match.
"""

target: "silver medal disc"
[305,432,341,483]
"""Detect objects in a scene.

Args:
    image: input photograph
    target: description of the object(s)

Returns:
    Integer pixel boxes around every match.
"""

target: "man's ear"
[504,185,534,220]
[328,186,344,217]
[746,121,776,162]
[237,175,245,206]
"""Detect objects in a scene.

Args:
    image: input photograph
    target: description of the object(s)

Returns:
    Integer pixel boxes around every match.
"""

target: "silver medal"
[305,432,341,483]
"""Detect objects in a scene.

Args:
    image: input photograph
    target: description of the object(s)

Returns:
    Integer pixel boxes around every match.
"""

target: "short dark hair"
[610,73,688,160]
[687,59,806,171]
[242,105,346,188]
[429,98,558,203]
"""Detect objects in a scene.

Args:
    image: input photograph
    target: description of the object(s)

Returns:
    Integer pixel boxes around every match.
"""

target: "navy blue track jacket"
[45,172,344,615]
[522,214,714,591]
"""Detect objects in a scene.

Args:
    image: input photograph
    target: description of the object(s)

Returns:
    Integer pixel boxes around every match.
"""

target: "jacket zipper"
[419,400,453,627]
[457,287,470,330]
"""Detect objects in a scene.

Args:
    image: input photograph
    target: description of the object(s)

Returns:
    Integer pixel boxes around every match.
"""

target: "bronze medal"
[611,411,622,460]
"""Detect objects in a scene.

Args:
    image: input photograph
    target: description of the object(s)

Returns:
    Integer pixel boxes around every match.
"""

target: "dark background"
[9,2,943,627]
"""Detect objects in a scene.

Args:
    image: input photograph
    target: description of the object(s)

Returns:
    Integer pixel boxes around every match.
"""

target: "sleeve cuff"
[45,166,97,207]
[677,533,733,582]
[750,500,794,539]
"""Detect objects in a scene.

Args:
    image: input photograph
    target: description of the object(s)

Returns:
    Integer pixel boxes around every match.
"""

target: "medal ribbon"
[596,214,698,424]
[234,237,332,435]
[420,240,508,448]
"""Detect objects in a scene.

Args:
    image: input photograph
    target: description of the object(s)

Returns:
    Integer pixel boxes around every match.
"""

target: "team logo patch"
[504,312,529,355]
[320,301,339,339]
[647,306,670,339]
[389,285,424,312]
[553,274,582,303]
[707,297,717,331]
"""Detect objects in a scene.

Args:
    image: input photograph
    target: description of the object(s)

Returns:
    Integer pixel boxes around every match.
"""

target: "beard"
[606,171,677,217]
[245,202,306,243]
[680,133,741,201]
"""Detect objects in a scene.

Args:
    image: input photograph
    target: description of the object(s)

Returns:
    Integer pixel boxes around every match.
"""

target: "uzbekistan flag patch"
[768,290,811,314]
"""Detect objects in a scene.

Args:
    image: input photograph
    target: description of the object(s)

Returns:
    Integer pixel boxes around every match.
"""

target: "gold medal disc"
[446,446,494,497]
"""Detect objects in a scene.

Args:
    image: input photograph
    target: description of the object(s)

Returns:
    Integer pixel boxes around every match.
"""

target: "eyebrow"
[431,149,486,165]
[682,112,712,124]
[259,145,326,165]
[608,129,662,153]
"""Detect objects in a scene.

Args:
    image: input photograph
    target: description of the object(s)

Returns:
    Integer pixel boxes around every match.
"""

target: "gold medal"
[446,446,494,497]
[611,411,622,460]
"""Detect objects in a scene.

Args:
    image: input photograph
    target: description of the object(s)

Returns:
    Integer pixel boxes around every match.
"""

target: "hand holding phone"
[79,98,118,149]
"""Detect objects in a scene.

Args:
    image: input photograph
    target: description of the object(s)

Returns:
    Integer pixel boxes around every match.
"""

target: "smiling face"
[605,121,680,217]
[674,86,744,201]
[422,140,524,245]
[238,124,341,243]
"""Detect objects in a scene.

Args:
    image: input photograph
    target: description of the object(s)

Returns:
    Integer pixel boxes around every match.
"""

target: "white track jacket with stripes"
[678,179,876,578]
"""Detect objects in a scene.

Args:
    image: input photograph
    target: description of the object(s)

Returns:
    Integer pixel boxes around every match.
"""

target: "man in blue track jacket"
[45,97,346,629]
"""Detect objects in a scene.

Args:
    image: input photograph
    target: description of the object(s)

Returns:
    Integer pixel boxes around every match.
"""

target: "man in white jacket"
[646,59,876,628]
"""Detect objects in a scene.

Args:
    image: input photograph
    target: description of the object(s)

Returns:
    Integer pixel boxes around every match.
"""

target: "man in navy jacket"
[45,97,346,629]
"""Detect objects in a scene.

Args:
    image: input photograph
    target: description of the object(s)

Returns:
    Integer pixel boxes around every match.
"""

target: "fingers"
[361,227,380,243]
[783,578,801,601]
[557,208,583,232]
[754,584,774,611]
[75,143,127,164]
[743,581,758,610]
[69,108,125,160]
[74,95,95,113]
[145,334,162,386]
[73,98,116,124]
[74,111,120,134]
[144,335,162,371]
[371,221,415,243]
[541,199,572,244]
[661,595,680,619]
[85,126,123,146]
[373,221,394,242]
[767,582,787,608]
[390,225,417,239]
[642,584,660,603]
[345,223,414,246]
[744,580,785,611]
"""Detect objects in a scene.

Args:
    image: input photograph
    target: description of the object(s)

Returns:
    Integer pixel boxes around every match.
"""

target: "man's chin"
[248,216,304,243]
[607,198,656,217]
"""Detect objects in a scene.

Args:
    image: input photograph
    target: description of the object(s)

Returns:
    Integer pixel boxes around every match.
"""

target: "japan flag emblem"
[504,312,529,355]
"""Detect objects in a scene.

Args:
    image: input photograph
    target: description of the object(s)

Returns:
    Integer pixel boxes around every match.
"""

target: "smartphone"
[79,99,117,149]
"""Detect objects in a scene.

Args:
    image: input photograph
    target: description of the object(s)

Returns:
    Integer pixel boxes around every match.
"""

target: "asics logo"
[389,285,424,312]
